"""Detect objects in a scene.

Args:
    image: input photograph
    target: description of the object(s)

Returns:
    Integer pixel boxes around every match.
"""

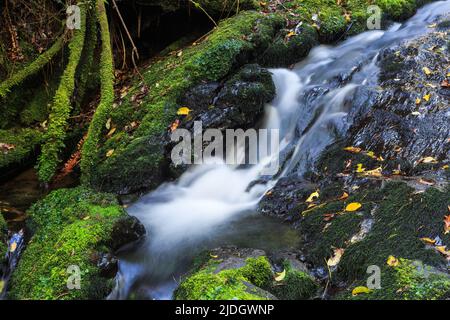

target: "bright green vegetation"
[8,187,130,300]
[0,128,44,174]
[81,0,115,185]
[175,256,274,300]
[37,2,87,183]
[340,258,450,300]
[0,37,64,99]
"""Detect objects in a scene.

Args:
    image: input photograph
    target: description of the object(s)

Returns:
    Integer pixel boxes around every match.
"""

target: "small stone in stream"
[109,216,146,252]
[97,253,118,278]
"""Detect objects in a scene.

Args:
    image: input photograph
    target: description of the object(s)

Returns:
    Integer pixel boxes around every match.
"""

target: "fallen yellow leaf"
[352,286,372,296]
[422,67,432,75]
[344,146,362,153]
[274,269,286,282]
[345,202,362,212]
[387,255,399,267]
[177,107,192,115]
[420,237,436,245]
[415,98,421,105]
[423,93,431,102]
[9,242,17,253]
[305,190,320,203]
[106,149,115,157]
[356,163,365,173]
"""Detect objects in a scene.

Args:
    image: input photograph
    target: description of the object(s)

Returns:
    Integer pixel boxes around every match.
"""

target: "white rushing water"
[111,1,450,299]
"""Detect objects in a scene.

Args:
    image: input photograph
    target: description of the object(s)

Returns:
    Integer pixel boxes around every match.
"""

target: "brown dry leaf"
[323,213,335,222]
[338,192,349,200]
[441,79,450,88]
[363,167,383,177]
[107,127,116,137]
[327,248,344,267]
[169,119,180,132]
[0,143,16,152]
[418,156,438,164]
[418,178,435,186]
[343,146,362,153]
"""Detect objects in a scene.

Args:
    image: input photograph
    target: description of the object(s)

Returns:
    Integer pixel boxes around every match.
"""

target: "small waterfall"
[111,1,450,300]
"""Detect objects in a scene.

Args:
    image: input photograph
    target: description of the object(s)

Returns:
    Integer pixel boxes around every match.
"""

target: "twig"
[189,0,218,27]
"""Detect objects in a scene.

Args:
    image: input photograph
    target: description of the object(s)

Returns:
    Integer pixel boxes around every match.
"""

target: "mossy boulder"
[175,247,319,300]
[175,248,275,300]
[340,258,450,300]
[8,187,145,300]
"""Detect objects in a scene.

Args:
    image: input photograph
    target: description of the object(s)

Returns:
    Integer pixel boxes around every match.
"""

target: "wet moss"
[85,11,283,193]
[8,187,129,300]
[376,0,417,21]
[340,258,450,300]
[269,262,318,300]
[37,2,87,183]
[175,256,274,300]
[338,183,450,282]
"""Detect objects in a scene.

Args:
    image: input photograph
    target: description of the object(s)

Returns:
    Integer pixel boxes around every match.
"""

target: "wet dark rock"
[349,30,450,165]
[110,215,146,252]
[181,64,276,130]
[97,253,119,278]
[258,176,316,223]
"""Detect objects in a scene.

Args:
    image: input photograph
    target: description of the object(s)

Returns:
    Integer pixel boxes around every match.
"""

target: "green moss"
[0,37,64,99]
[37,2,87,183]
[0,128,44,174]
[84,11,283,193]
[340,259,450,300]
[175,256,274,300]
[297,196,369,266]
[81,0,115,185]
[269,262,318,300]
[338,183,450,282]
[376,0,417,21]
[8,187,128,300]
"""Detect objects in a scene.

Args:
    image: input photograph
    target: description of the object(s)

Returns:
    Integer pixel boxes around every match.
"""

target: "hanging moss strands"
[80,0,115,184]
[37,2,87,184]
[0,36,64,99]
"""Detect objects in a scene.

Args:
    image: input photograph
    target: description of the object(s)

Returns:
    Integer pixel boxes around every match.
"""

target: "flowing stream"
[110,1,450,300]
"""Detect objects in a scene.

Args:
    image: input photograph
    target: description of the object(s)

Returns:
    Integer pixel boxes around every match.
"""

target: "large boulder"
[8,187,145,300]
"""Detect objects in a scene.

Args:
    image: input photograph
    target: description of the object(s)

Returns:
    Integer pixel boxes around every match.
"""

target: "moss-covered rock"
[84,11,284,194]
[269,260,318,300]
[340,258,450,300]
[175,247,319,300]
[175,254,274,300]
[8,187,145,300]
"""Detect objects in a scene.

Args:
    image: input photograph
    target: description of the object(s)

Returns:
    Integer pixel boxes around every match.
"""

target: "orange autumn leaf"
[338,192,349,200]
[444,215,450,235]
[343,146,362,153]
